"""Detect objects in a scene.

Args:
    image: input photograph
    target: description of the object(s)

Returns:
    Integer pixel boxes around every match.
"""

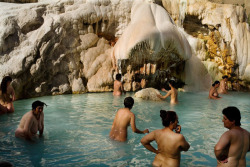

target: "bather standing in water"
[15,101,46,141]
[0,76,15,114]
[214,106,249,167]
[157,80,178,104]
[218,75,228,94]
[141,110,190,167]
[109,97,149,142]
[113,74,125,96]
[209,81,221,100]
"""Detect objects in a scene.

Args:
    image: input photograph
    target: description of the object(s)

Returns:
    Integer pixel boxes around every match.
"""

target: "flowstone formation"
[112,0,211,92]
[162,0,250,89]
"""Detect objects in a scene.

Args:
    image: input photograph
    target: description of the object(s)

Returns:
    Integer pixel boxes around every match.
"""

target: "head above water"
[222,75,228,79]
[160,110,177,127]
[32,100,47,110]
[116,74,122,81]
[169,80,176,88]
[124,97,134,109]
[0,76,12,94]
[222,106,241,126]
[212,80,220,87]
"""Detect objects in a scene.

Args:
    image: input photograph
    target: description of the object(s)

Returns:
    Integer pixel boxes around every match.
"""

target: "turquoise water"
[0,91,249,166]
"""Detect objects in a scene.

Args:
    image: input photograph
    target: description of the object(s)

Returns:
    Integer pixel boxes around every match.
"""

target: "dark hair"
[212,80,220,87]
[32,100,47,110]
[160,110,177,127]
[0,76,12,94]
[222,106,241,126]
[124,97,134,109]
[222,75,228,79]
[116,74,122,81]
[169,80,176,88]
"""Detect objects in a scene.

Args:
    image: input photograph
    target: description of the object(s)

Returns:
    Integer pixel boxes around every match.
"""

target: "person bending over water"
[218,75,228,94]
[0,76,15,114]
[141,110,190,167]
[15,101,47,141]
[209,81,221,100]
[157,80,178,104]
[109,97,149,142]
[113,74,125,96]
[214,106,249,167]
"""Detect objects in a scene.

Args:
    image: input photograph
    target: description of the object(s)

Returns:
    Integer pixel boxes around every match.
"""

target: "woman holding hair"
[0,76,15,114]
[209,81,221,100]
[141,110,190,167]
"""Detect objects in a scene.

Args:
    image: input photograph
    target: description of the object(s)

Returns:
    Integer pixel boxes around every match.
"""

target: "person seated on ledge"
[141,110,190,167]
[109,97,149,142]
[218,75,229,94]
[15,101,47,141]
[113,73,125,96]
[0,76,15,114]
[157,80,178,104]
[209,81,221,100]
[214,106,249,167]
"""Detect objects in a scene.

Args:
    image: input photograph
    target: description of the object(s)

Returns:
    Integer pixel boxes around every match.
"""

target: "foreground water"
[0,91,249,166]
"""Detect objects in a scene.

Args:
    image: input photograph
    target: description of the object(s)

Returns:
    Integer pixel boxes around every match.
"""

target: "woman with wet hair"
[209,80,221,100]
[141,110,190,167]
[0,76,15,114]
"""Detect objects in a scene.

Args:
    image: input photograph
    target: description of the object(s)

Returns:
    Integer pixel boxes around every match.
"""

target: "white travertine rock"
[72,78,86,93]
[162,0,250,82]
[112,1,192,65]
[135,88,161,101]
[242,64,250,81]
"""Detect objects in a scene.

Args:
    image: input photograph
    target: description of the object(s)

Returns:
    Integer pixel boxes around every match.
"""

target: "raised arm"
[130,113,149,134]
[214,132,230,161]
[141,131,159,154]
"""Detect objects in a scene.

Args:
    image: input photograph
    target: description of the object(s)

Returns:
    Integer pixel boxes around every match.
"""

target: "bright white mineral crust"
[134,88,162,101]
[0,0,249,98]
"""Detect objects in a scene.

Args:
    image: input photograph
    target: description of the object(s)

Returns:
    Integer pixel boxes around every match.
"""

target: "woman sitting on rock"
[0,76,15,114]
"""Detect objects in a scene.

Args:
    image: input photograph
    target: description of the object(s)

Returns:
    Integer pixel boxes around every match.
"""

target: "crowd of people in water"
[0,74,249,167]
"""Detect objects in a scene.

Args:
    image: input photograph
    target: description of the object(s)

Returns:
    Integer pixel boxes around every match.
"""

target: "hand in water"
[175,125,181,133]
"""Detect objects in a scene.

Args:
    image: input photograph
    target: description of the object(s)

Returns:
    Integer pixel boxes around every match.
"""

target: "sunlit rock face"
[162,0,250,86]
[0,0,133,98]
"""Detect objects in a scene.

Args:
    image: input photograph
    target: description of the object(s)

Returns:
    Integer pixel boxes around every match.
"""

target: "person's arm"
[130,113,149,134]
[161,88,168,93]
[179,134,190,151]
[248,132,250,152]
[120,82,126,94]
[23,115,34,140]
[158,90,171,99]
[39,112,44,136]
[141,131,159,154]
[11,87,16,101]
[214,132,230,161]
